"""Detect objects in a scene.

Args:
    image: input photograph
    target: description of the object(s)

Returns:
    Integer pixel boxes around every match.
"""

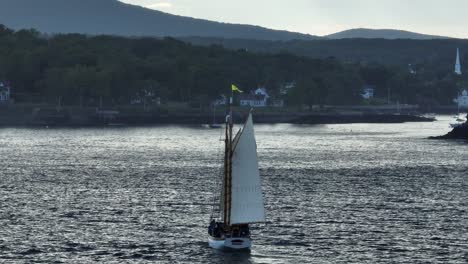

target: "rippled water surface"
[1,116,468,263]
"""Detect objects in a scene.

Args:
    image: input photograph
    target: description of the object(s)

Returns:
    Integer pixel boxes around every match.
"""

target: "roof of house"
[240,94,266,101]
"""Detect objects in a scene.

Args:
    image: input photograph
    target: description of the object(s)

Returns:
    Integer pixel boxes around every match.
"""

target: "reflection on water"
[0,116,467,263]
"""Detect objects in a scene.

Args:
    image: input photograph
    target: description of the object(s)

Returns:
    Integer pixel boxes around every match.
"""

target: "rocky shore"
[430,114,468,140]
[102,113,435,125]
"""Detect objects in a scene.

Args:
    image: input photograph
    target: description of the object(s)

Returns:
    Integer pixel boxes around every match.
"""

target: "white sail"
[230,113,265,224]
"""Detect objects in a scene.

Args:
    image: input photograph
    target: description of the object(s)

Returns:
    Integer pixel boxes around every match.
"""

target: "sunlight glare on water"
[0,116,467,263]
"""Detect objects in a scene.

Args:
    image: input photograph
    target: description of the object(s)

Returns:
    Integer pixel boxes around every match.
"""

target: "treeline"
[0,25,465,108]
[183,37,468,66]
[183,37,468,106]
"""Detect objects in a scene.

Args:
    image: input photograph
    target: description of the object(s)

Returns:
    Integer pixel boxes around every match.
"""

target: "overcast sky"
[119,0,467,38]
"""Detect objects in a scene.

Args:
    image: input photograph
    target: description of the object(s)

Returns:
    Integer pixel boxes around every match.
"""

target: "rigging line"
[210,127,226,219]
[211,161,221,216]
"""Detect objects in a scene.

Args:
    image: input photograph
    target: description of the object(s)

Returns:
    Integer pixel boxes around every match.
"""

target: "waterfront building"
[455,89,468,109]
[361,85,375,100]
[0,81,11,103]
[240,94,267,107]
[240,87,270,107]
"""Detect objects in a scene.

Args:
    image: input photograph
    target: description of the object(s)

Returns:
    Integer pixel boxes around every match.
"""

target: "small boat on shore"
[449,113,467,128]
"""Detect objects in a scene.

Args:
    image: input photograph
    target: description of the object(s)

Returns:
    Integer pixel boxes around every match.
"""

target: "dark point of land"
[430,114,468,140]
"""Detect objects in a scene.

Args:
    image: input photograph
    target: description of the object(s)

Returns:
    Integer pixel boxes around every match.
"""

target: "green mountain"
[0,0,318,41]
[326,28,449,40]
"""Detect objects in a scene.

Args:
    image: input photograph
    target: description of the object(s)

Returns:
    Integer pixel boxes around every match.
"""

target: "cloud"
[146,2,172,9]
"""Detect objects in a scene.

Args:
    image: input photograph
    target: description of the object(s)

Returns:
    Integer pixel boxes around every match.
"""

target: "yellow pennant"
[231,84,243,93]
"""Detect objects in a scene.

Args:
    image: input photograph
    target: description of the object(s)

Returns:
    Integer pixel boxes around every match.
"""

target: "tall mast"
[227,89,234,227]
[223,108,229,226]
[223,87,234,227]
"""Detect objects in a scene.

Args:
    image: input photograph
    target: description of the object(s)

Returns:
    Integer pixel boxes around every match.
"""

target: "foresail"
[230,113,266,224]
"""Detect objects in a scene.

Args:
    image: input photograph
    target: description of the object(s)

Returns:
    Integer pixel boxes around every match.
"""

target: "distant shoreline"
[0,104,437,127]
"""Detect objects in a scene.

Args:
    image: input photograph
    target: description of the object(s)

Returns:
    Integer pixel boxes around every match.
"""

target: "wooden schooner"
[208,86,266,250]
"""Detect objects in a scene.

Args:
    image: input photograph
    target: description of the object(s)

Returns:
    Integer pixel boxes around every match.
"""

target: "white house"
[361,85,375,100]
[240,94,267,107]
[408,64,416,75]
[240,87,269,107]
[254,87,270,99]
[0,82,11,103]
[455,89,468,109]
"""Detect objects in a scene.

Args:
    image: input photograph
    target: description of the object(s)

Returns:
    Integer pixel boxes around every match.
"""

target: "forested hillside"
[183,37,468,66]
[325,28,447,40]
[0,0,317,41]
[0,26,466,109]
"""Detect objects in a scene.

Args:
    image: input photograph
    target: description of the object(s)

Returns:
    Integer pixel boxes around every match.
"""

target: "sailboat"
[207,107,266,250]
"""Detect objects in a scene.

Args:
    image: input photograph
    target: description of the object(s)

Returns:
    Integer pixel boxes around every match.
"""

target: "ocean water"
[0,116,467,263]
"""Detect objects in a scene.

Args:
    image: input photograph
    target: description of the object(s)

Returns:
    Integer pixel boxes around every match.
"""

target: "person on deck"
[208,219,216,236]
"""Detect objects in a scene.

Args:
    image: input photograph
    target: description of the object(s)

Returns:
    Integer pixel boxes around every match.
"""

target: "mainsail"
[229,113,266,224]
